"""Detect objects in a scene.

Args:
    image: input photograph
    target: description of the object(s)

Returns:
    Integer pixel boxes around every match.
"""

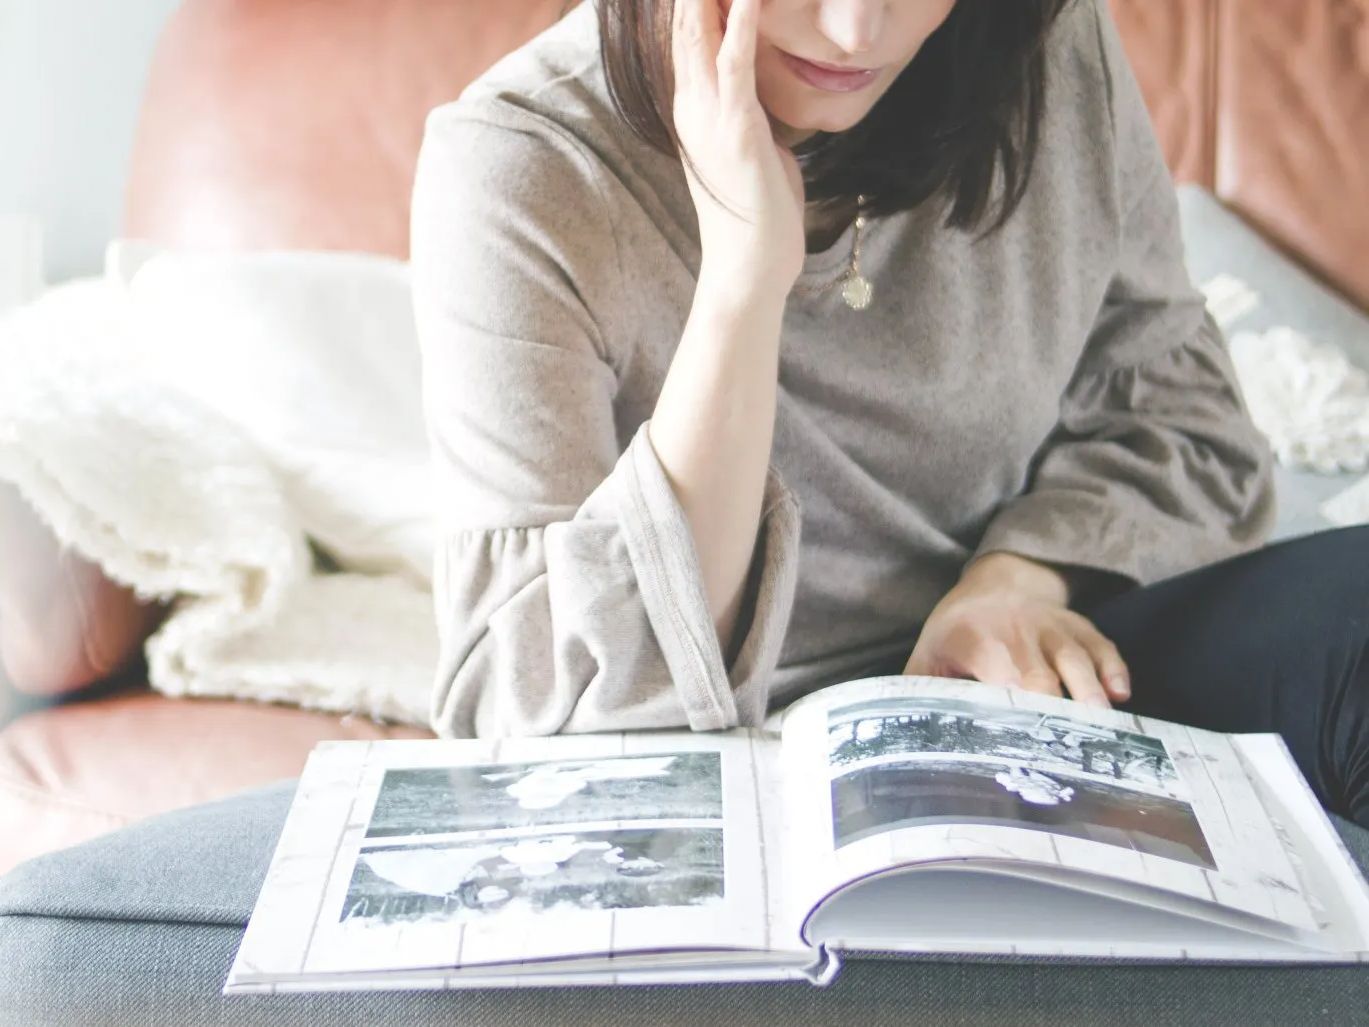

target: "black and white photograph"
[827,697,1215,868]
[365,752,723,837]
[340,827,725,926]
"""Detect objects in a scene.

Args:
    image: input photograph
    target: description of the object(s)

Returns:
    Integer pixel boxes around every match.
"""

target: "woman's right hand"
[671,0,807,298]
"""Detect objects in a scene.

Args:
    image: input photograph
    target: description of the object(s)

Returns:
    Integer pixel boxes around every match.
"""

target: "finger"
[903,640,965,679]
[673,0,721,96]
[670,0,695,94]
[1050,640,1111,709]
[942,627,1023,689]
[901,645,929,677]
[1015,650,1065,698]
[993,623,1061,698]
[715,0,760,110]
[1078,625,1131,703]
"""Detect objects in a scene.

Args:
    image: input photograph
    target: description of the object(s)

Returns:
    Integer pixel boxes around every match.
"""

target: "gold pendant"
[842,273,873,311]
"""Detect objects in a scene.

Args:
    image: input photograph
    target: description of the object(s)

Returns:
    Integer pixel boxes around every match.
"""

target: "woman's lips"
[779,50,881,93]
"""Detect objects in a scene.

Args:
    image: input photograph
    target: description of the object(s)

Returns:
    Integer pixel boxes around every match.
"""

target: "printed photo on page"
[827,695,1214,869]
[342,752,726,926]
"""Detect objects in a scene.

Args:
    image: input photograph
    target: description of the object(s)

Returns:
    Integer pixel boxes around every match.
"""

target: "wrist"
[696,263,793,315]
[958,551,1070,606]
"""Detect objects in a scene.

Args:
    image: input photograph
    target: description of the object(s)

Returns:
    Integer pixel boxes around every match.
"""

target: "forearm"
[647,268,788,660]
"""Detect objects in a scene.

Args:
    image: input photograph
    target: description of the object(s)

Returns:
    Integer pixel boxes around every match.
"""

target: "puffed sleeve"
[971,0,1276,587]
[410,102,801,738]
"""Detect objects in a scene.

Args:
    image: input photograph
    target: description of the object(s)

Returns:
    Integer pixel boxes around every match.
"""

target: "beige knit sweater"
[409,0,1276,738]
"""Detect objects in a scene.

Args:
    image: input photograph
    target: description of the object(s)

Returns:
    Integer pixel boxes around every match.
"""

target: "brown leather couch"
[2,0,1367,877]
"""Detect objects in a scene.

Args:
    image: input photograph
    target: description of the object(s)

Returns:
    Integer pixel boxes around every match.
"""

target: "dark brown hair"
[595,0,1076,238]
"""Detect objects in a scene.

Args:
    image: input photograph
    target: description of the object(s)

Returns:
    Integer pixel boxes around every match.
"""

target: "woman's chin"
[763,101,866,146]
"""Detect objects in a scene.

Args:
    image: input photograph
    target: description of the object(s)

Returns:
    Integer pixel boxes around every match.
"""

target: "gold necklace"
[842,195,874,311]
[792,194,873,311]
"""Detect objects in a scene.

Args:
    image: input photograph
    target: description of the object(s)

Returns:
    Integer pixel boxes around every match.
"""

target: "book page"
[1234,734,1369,954]
[778,676,1323,934]
[228,728,809,991]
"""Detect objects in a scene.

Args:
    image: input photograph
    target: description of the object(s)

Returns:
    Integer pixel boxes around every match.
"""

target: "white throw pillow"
[109,241,436,587]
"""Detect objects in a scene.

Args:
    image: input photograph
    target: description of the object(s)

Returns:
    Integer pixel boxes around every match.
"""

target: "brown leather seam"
[1206,0,1221,188]
[0,769,136,824]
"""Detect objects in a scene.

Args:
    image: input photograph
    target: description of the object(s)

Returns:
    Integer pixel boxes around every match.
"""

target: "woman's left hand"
[901,552,1132,709]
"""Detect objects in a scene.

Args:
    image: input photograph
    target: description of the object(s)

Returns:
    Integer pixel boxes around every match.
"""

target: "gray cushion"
[1176,185,1369,543]
[1,777,1367,1026]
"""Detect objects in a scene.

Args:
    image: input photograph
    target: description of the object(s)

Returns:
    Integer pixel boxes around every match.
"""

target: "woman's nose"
[814,0,885,56]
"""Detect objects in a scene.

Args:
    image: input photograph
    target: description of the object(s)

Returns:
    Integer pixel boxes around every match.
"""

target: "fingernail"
[1108,675,1130,699]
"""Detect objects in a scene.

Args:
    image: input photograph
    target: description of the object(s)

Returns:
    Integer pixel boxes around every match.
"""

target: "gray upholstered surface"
[1,776,1367,1027]
[1176,185,1369,543]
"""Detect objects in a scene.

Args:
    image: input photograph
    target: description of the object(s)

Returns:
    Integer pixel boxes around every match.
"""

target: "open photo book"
[224,676,1369,994]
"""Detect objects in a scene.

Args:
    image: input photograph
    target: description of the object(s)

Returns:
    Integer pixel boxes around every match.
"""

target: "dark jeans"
[1077,525,1369,827]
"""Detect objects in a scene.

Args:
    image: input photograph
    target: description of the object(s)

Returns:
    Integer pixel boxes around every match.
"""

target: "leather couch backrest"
[1111,0,1369,310]
[123,0,574,260]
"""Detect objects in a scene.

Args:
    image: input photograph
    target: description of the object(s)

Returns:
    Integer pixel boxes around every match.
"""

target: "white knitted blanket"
[1202,273,1369,528]
[1229,325,1369,476]
[0,249,437,726]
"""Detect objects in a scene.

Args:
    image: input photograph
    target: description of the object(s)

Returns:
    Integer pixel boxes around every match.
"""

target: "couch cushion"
[0,684,431,876]
[1110,1,1369,312]
[1209,2,1369,313]
[124,0,578,258]
[1,778,1367,1025]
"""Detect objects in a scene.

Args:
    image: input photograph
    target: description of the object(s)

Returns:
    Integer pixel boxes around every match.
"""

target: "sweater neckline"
[797,214,861,282]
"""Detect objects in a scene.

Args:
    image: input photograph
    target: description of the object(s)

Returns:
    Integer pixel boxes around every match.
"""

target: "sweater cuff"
[970,490,1149,588]
[725,463,801,727]
[614,421,801,731]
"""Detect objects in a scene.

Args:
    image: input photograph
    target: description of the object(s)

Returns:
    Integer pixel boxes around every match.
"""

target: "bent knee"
[1,556,165,698]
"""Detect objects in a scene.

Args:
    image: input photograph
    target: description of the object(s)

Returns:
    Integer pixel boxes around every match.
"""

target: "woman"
[408,0,1369,826]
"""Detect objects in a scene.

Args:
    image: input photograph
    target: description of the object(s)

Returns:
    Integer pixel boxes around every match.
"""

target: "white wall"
[0,0,183,288]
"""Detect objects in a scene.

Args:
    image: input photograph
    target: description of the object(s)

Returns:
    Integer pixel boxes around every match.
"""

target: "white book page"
[1234,734,1369,955]
[227,729,806,991]
[778,676,1323,934]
